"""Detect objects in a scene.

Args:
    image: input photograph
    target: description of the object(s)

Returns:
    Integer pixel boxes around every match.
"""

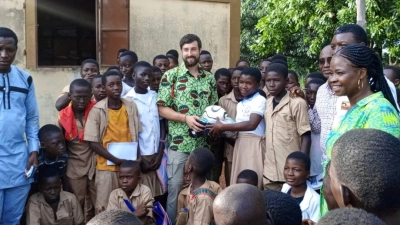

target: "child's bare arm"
[300,132,311,155]
[55,94,70,111]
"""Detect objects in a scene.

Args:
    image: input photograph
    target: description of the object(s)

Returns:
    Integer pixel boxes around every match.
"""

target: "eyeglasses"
[318,57,332,65]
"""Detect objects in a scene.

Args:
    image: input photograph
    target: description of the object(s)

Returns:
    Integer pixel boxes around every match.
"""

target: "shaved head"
[213,184,266,225]
[87,209,141,225]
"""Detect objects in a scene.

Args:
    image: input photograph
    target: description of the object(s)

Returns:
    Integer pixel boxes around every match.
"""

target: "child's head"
[271,54,287,63]
[235,58,250,68]
[384,66,400,87]
[262,190,302,225]
[287,70,300,90]
[305,78,325,107]
[231,66,244,91]
[167,55,179,69]
[102,70,123,99]
[87,209,142,225]
[133,61,153,91]
[305,71,327,86]
[259,59,272,83]
[151,66,162,92]
[80,59,99,82]
[265,63,289,97]
[117,48,128,63]
[199,50,213,72]
[323,161,339,211]
[38,167,62,204]
[39,125,66,158]
[69,79,92,111]
[331,129,400,217]
[153,55,170,74]
[119,51,138,78]
[284,152,310,188]
[214,68,232,96]
[91,75,106,102]
[185,148,215,179]
[271,59,288,68]
[213,184,267,225]
[236,169,258,187]
[318,208,386,225]
[119,160,141,195]
[239,67,261,98]
[166,49,179,59]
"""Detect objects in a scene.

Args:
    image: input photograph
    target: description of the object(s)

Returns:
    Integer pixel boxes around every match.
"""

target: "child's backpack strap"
[193,188,217,200]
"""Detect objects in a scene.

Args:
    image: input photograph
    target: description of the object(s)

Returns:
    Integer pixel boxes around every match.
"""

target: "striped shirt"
[314,82,338,164]
[36,148,68,180]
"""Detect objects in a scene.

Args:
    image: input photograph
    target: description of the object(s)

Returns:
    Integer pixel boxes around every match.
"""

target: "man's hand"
[25,151,38,177]
[185,115,205,132]
[289,86,306,99]
[133,199,154,217]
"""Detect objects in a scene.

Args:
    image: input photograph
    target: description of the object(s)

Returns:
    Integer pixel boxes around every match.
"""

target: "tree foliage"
[240,0,400,76]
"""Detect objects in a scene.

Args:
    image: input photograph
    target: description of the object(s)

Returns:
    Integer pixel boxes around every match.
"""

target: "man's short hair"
[180,34,202,49]
[318,208,386,225]
[87,209,142,225]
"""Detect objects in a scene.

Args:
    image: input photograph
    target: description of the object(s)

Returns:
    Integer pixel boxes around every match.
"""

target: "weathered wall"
[130,0,230,70]
[0,0,238,126]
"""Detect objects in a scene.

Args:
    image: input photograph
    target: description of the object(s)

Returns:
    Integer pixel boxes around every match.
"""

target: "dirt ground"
[219,162,227,189]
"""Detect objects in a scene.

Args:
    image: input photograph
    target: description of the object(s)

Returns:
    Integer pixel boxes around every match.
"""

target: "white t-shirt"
[235,92,266,136]
[124,89,160,156]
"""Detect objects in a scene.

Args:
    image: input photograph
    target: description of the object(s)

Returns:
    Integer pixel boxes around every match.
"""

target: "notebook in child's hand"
[106,142,138,165]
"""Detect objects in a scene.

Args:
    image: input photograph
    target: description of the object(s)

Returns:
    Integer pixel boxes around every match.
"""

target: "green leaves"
[240,0,400,74]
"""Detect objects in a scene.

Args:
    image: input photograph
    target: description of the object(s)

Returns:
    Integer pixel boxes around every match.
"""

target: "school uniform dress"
[107,184,155,225]
[230,92,266,188]
[0,65,40,224]
[264,93,311,190]
[26,191,84,225]
[281,182,320,222]
[84,97,141,212]
[124,89,163,197]
[177,180,221,225]
[121,82,133,97]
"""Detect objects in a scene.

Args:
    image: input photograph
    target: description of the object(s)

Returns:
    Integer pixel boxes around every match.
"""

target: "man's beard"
[183,56,199,67]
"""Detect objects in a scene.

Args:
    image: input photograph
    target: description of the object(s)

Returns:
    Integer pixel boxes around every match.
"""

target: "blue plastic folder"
[123,199,136,212]
[153,201,172,225]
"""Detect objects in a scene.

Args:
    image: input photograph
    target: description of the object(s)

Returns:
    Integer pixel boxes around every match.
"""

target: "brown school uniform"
[26,191,84,225]
[218,90,239,184]
[263,92,311,189]
[107,184,155,225]
[83,97,141,212]
[262,86,271,98]
[141,155,163,197]
[61,119,96,221]
[176,180,222,225]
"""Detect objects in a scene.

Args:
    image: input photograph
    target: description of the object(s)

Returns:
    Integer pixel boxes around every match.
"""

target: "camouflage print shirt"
[157,63,218,153]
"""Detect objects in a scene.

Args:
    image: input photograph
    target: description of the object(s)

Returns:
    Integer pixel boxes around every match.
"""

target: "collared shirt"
[236,92,266,136]
[282,182,320,222]
[0,65,39,189]
[60,119,96,180]
[177,180,222,225]
[83,97,142,171]
[264,92,311,182]
[36,148,68,181]
[326,92,400,159]
[26,191,84,225]
[124,89,160,156]
[314,82,337,163]
[156,63,218,153]
[107,185,155,225]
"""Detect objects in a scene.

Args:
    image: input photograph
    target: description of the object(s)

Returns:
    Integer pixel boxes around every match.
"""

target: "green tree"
[242,0,400,77]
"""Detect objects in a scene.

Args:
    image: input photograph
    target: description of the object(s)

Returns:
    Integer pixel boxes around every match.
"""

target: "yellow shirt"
[98,104,132,171]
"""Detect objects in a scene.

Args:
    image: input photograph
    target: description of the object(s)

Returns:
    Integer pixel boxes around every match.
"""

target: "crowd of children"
[1,23,400,225]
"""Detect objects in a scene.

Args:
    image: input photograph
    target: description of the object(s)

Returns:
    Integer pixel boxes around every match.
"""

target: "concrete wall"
[130,0,230,70]
[0,0,238,126]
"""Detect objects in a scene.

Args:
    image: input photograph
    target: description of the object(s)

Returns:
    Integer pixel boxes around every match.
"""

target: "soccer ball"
[201,105,228,124]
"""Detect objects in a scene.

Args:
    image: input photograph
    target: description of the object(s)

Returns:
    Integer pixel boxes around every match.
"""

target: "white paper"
[107,142,138,165]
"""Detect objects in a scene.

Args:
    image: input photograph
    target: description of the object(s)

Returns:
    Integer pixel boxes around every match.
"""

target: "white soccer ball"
[201,105,228,123]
